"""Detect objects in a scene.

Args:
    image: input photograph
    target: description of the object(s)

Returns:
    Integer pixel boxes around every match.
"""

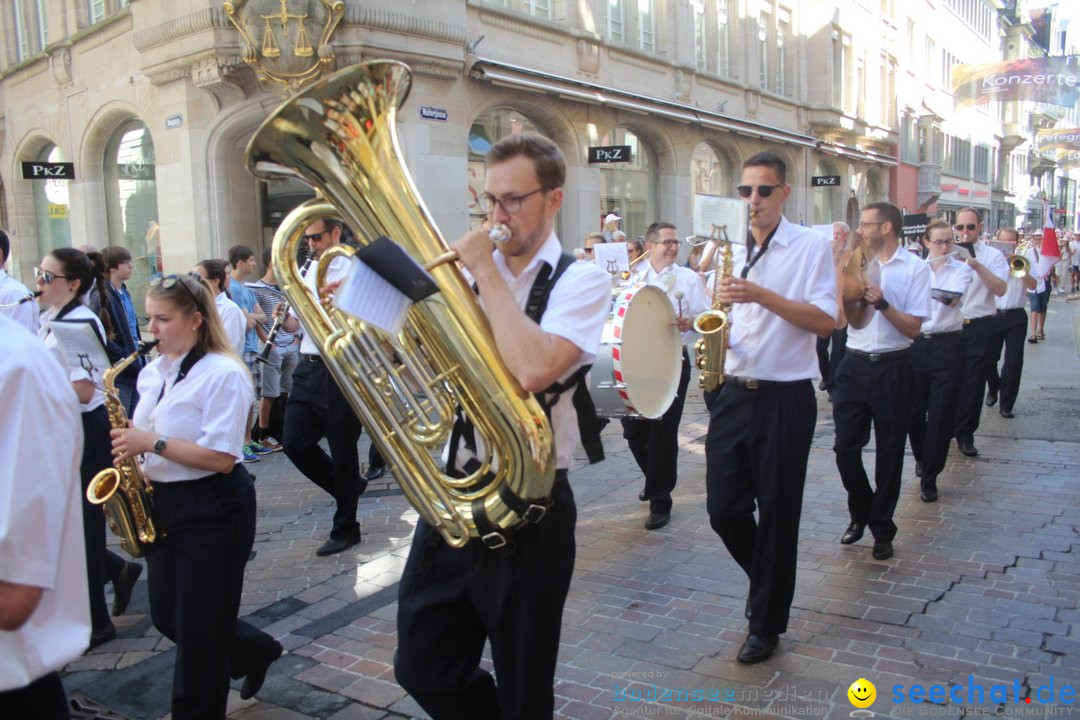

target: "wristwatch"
[874,298,890,312]
[152,437,168,455]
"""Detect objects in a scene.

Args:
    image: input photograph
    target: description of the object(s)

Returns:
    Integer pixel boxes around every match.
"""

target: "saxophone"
[693,225,733,391]
[86,340,161,558]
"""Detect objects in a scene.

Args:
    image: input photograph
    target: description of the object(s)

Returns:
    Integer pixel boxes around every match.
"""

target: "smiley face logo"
[847,678,876,709]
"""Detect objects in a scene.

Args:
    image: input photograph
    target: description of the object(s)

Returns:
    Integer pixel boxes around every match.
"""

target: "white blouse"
[37,304,107,413]
[921,258,974,334]
[215,292,246,357]
[133,351,253,482]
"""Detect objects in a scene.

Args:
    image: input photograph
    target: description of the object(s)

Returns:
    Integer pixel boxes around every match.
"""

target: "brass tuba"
[86,341,161,557]
[693,224,733,391]
[245,61,554,549]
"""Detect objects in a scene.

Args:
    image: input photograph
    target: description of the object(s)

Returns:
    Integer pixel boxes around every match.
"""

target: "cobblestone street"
[64,299,1080,719]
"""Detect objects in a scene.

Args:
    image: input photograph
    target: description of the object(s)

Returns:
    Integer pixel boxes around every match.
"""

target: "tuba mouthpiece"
[489,224,511,244]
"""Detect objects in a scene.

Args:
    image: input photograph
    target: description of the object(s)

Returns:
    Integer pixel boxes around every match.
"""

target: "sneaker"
[249,440,274,455]
[257,436,283,453]
[242,444,260,463]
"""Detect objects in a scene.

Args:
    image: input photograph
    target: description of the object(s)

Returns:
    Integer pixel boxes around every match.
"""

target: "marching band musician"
[110,272,282,718]
[623,221,708,530]
[0,315,88,719]
[951,209,1008,458]
[393,133,610,718]
[704,151,837,664]
[193,259,247,358]
[984,227,1037,419]
[834,202,930,561]
[0,230,39,334]
[35,248,141,649]
[907,220,974,503]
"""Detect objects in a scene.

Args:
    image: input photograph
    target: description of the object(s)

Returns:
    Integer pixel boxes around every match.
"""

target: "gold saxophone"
[694,225,734,391]
[245,60,554,549]
[86,341,161,558]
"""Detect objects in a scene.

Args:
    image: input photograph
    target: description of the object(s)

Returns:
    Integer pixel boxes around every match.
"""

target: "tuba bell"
[245,61,555,549]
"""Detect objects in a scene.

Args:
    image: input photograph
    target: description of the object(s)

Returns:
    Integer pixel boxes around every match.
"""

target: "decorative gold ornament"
[224,0,344,96]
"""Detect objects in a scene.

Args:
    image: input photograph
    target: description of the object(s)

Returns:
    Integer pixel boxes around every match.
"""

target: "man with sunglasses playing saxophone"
[704,151,836,664]
[950,208,1007,459]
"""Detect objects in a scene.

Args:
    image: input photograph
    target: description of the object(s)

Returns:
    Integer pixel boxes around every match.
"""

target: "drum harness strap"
[446,252,605,550]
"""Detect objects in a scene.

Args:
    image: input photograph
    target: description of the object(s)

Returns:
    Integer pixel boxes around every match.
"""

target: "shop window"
[813,159,840,224]
[595,127,656,239]
[33,143,72,257]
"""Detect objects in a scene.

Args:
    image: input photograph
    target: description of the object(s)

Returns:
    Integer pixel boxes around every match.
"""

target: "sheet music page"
[48,319,111,385]
[332,257,412,335]
[692,193,746,242]
[593,241,630,273]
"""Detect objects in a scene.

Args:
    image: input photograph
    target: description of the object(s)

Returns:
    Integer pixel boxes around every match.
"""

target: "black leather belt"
[963,315,993,325]
[301,353,323,364]
[996,307,1025,314]
[847,348,909,362]
[919,330,961,340]
[727,376,808,390]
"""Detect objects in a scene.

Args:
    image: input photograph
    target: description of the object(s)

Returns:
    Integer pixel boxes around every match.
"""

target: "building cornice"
[347,6,466,45]
[134,8,231,52]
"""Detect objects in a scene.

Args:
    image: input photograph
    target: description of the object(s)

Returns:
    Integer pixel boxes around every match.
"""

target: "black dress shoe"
[818,380,828,391]
[920,489,938,503]
[957,442,979,457]
[240,640,284,700]
[638,491,648,502]
[316,534,361,556]
[744,599,752,620]
[915,461,923,478]
[644,512,670,530]
[89,623,117,649]
[361,465,386,482]
[736,634,779,664]
[999,408,1015,418]
[840,522,865,545]
[872,540,893,560]
[985,390,998,407]
[111,561,143,617]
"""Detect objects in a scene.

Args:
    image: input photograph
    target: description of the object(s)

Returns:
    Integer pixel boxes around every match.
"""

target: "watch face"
[154,439,167,454]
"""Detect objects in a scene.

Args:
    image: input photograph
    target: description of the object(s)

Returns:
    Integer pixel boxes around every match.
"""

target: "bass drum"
[591,284,682,419]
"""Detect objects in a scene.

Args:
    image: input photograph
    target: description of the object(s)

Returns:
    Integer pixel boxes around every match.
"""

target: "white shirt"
[0,317,90,691]
[847,243,931,353]
[133,351,253,482]
[922,258,973,333]
[38,304,107,412]
[0,268,39,334]
[630,261,709,345]
[996,247,1037,309]
[295,254,350,356]
[216,291,246,357]
[718,216,837,381]
[960,242,1009,320]
[463,232,610,470]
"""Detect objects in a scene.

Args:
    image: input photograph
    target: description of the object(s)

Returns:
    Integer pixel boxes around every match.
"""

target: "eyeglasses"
[34,267,73,284]
[736,184,784,198]
[302,229,330,243]
[929,239,953,246]
[954,223,977,231]
[584,247,595,253]
[151,273,204,310]
[478,187,550,215]
[650,239,681,247]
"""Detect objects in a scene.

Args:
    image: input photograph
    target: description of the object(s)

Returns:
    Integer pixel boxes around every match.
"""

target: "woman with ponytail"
[34,248,143,650]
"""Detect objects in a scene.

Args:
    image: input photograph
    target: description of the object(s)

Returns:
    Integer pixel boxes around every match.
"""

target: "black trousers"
[704,380,815,637]
[0,672,69,720]
[146,467,277,720]
[907,333,963,491]
[953,315,995,445]
[394,474,575,720]
[620,351,691,514]
[283,355,363,539]
[80,405,127,633]
[985,308,1028,413]
[815,327,847,388]
[833,351,914,542]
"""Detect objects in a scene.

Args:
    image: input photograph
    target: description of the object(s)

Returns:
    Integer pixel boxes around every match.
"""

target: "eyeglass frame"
[151,273,205,311]
[301,229,331,243]
[648,238,681,247]
[478,186,551,215]
[928,238,954,246]
[33,267,74,284]
[736,184,785,198]
[954,223,977,231]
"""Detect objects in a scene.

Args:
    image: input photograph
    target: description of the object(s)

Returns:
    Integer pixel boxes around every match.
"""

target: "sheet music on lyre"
[692,193,747,242]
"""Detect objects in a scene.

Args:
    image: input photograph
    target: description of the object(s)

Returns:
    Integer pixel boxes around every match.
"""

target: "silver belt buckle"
[869,353,881,362]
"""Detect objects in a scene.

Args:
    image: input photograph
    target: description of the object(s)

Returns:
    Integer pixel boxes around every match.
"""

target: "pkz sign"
[22,161,75,180]
[811,175,841,187]
[588,145,632,164]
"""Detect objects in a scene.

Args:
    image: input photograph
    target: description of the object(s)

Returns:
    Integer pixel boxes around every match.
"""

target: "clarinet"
[255,257,312,364]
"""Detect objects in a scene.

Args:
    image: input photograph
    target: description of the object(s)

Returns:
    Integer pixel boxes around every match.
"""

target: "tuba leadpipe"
[245,61,555,549]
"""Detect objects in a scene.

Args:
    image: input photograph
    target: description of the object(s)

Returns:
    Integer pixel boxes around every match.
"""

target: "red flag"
[1042,197,1060,257]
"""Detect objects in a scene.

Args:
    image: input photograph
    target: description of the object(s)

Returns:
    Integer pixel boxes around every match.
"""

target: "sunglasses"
[737,184,784,198]
[302,229,330,243]
[34,267,74,284]
[151,273,204,310]
[954,223,977,231]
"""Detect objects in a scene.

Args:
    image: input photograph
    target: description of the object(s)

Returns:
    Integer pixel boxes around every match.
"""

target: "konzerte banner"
[952,56,1080,108]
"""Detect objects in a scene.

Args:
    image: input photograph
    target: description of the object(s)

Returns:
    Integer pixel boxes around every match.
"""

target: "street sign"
[588,145,632,164]
[419,106,448,121]
[811,175,841,187]
[22,161,74,180]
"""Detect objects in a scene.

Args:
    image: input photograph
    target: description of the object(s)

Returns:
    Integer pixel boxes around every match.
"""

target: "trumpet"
[255,257,311,364]
[1005,253,1030,279]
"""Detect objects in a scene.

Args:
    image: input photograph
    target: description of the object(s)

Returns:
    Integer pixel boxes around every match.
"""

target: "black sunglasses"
[151,273,204,310]
[737,184,784,198]
[954,223,977,231]
[302,229,329,243]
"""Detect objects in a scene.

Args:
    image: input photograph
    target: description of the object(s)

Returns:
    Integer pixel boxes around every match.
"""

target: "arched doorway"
[595,126,657,239]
